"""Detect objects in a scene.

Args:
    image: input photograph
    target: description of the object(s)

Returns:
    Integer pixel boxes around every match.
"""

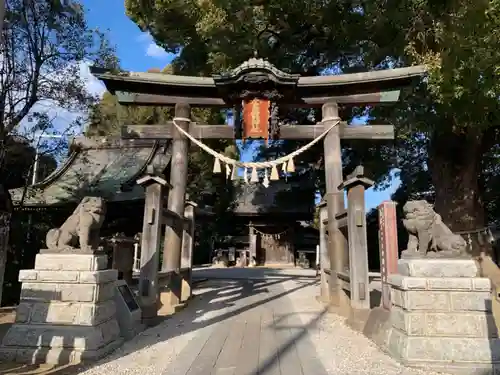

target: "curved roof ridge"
[121,140,172,190]
[32,149,80,189]
[9,136,172,206]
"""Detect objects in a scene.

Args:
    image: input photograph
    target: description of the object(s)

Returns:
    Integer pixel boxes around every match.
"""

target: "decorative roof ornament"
[212,56,300,90]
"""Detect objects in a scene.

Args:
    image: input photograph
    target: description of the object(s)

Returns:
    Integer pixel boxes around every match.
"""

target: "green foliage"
[124,0,367,74]
[124,0,500,234]
[1,0,118,162]
[1,0,118,305]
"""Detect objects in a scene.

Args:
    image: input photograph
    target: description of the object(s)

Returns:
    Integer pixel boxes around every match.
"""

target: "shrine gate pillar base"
[317,200,330,303]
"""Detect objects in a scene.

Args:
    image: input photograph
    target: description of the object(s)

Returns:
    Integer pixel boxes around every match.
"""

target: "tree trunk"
[0,184,12,306]
[429,127,488,256]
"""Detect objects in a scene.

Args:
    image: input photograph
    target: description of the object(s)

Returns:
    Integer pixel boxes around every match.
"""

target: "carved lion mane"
[46,196,106,251]
[402,200,467,258]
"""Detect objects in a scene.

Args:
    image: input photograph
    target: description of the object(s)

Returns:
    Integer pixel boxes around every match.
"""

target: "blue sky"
[80,0,400,209]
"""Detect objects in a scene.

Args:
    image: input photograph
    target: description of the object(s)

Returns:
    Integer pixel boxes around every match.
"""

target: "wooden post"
[378,201,399,310]
[339,166,374,311]
[180,201,196,302]
[322,102,348,309]
[163,103,191,307]
[136,174,170,323]
[318,200,330,302]
[249,223,257,267]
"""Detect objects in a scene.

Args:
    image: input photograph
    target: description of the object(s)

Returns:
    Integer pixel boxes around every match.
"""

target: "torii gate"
[91,58,425,313]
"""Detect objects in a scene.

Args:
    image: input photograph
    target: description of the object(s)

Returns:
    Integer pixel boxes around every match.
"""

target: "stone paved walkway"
[77,268,443,375]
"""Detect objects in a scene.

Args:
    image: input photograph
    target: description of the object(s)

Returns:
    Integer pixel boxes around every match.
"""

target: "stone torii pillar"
[322,102,350,311]
[339,165,374,312]
[163,103,191,306]
[136,173,171,323]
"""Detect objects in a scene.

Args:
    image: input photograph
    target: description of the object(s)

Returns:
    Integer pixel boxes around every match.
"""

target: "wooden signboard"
[242,98,270,142]
[117,283,140,312]
[114,280,144,339]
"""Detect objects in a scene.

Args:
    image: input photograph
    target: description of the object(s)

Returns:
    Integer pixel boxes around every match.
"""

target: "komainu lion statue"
[402,200,467,258]
[46,196,106,252]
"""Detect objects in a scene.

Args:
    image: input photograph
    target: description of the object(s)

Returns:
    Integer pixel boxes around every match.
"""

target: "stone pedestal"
[0,252,123,365]
[386,259,499,375]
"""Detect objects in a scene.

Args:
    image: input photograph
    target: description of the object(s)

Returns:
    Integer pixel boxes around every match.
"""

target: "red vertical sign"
[378,201,398,310]
[242,98,270,142]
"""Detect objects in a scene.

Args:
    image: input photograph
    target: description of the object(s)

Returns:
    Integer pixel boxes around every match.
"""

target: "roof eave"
[298,65,427,87]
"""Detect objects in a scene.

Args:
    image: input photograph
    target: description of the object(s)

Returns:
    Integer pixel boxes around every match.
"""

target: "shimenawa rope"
[172,116,340,185]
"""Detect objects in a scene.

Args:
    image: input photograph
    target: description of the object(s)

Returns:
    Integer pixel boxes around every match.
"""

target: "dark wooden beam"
[300,90,400,106]
[115,91,226,107]
[278,125,325,139]
[115,90,401,107]
[340,125,394,140]
[122,122,394,141]
[122,122,234,139]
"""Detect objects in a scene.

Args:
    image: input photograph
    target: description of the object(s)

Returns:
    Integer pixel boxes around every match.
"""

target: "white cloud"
[16,61,106,141]
[136,32,170,60]
[135,33,151,43]
[79,61,106,97]
[146,42,169,59]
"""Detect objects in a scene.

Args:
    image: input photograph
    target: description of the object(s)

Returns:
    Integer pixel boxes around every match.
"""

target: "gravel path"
[283,277,447,375]
[76,269,447,375]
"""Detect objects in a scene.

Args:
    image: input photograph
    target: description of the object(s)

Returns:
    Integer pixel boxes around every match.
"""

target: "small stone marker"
[114,280,144,340]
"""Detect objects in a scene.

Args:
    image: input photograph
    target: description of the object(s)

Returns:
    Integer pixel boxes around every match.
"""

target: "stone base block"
[157,290,185,316]
[181,279,192,303]
[386,329,500,375]
[390,306,497,338]
[0,253,123,365]
[397,258,479,278]
[380,259,498,374]
[0,337,123,364]
[34,253,108,272]
[346,308,371,332]
[180,268,192,303]
[15,299,117,326]
[0,319,123,364]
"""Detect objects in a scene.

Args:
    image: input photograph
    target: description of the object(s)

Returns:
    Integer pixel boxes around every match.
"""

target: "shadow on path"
[75,269,320,374]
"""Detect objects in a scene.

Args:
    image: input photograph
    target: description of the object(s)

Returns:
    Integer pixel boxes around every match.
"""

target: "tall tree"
[360,0,500,237]
[1,0,117,163]
[0,0,117,303]
[125,0,500,241]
